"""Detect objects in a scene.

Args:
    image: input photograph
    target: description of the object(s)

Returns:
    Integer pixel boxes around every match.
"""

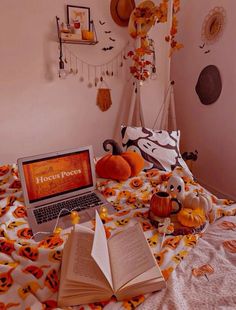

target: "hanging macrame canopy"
[127,0,177,131]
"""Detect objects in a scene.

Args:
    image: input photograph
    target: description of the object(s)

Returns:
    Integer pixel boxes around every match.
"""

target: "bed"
[0,161,236,310]
[1,128,236,309]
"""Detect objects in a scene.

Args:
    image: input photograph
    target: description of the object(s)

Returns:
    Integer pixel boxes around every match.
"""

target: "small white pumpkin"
[184,191,212,219]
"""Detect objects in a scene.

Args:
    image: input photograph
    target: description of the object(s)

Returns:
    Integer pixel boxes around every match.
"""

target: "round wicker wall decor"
[201,7,226,44]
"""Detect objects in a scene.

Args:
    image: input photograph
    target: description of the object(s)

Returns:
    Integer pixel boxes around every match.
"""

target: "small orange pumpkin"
[177,208,206,228]
[96,139,144,181]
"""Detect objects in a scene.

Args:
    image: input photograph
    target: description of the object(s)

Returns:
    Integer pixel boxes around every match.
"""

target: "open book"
[58,212,166,307]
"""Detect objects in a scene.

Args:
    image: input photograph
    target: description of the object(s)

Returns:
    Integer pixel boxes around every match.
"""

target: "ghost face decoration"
[167,175,185,202]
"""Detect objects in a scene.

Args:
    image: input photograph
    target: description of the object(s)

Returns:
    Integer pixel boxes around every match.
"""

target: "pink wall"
[0,0,171,164]
[171,0,236,200]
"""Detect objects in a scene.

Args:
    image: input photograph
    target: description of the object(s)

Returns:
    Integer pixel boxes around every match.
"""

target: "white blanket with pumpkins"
[0,164,236,310]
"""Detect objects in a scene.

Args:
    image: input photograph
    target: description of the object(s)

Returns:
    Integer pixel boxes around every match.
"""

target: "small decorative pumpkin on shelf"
[184,190,212,219]
[96,139,144,181]
[177,207,206,228]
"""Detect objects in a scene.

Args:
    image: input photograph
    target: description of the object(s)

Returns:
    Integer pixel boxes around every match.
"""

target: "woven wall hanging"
[201,7,226,45]
[96,80,112,111]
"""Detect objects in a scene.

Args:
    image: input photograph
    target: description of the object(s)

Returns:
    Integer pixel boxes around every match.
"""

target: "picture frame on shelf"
[67,5,91,31]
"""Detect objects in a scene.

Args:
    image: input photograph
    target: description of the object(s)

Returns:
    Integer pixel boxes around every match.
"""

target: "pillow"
[121,126,192,175]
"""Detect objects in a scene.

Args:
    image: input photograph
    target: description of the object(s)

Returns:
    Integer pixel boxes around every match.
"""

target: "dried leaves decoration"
[223,240,236,253]
[218,221,236,231]
[128,38,153,82]
[128,0,183,82]
[165,0,183,56]
[192,264,214,279]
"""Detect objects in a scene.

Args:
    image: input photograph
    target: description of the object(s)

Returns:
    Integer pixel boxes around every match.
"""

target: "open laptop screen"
[22,150,93,203]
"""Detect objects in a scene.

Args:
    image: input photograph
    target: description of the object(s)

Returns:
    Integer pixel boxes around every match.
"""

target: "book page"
[91,211,113,289]
[108,223,156,291]
[66,225,110,289]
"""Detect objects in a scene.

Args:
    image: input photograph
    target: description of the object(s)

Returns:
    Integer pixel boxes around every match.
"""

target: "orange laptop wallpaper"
[23,151,93,202]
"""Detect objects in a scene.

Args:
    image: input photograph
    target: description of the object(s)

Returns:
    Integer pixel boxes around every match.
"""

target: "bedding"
[0,164,236,310]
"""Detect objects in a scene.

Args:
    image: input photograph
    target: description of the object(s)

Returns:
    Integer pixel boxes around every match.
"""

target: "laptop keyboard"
[33,192,104,224]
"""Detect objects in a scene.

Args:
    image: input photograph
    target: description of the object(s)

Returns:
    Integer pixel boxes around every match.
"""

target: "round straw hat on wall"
[128,0,156,38]
[110,0,136,27]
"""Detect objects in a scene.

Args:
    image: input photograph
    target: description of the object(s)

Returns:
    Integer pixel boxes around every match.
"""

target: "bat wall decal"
[102,46,114,51]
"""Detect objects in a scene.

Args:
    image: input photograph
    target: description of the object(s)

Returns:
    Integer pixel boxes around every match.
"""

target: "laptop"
[17,145,115,240]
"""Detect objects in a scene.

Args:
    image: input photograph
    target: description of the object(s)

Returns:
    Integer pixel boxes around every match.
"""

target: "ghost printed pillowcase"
[121,126,192,175]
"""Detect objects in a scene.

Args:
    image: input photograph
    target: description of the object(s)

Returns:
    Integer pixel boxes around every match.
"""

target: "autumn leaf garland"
[128,0,183,82]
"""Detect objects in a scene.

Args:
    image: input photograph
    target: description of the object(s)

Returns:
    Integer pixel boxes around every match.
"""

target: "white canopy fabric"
[127,0,177,131]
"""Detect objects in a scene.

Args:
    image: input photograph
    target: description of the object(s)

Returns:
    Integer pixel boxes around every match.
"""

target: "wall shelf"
[56,16,98,46]
[61,39,98,45]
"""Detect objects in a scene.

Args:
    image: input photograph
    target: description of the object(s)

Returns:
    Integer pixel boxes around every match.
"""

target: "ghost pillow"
[121,126,192,175]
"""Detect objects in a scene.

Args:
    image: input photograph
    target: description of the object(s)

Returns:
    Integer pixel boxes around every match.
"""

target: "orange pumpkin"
[177,208,206,228]
[44,269,59,292]
[0,268,14,293]
[96,139,144,181]
[19,245,39,261]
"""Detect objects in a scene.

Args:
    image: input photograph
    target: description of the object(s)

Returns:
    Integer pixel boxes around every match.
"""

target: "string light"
[30,204,111,240]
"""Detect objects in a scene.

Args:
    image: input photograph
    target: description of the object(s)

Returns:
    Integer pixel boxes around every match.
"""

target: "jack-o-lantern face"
[141,221,153,232]
[115,218,130,227]
[126,195,137,205]
[113,204,124,211]
[134,211,149,219]
[101,187,116,198]
[44,269,59,293]
[19,246,39,261]
[38,236,63,249]
[7,221,26,230]
[23,265,49,279]
[0,165,10,176]
[0,261,19,268]
[0,268,14,293]
[117,190,131,200]
[115,210,131,217]
[12,206,27,218]
[145,169,159,178]
[183,234,198,247]
[129,178,143,189]
[147,233,158,247]
[163,236,181,250]
[150,179,160,187]
[18,281,40,300]
[17,228,33,239]
[154,249,168,266]
[0,239,15,255]
[172,250,188,264]
[48,250,62,263]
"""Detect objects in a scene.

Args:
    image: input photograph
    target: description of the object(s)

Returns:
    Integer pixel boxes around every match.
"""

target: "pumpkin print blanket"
[0,164,235,310]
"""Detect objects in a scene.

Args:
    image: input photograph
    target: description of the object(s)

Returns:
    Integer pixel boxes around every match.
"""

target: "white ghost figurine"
[167,175,185,202]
